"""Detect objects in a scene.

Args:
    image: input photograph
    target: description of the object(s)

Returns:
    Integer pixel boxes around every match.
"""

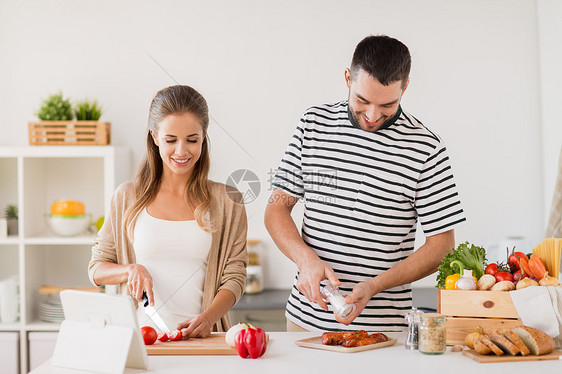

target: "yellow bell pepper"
[445,274,461,290]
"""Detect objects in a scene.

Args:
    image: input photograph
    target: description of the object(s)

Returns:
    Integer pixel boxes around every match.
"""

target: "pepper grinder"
[404,307,420,350]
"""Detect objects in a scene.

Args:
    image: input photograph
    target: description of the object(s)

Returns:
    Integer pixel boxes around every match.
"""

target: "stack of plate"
[39,294,64,323]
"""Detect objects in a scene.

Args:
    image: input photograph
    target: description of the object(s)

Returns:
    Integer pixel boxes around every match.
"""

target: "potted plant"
[36,92,73,121]
[4,204,18,236]
[75,99,102,121]
[28,92,111,145]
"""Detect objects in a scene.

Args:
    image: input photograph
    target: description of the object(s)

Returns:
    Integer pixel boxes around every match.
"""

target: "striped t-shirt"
[272,100,466,332]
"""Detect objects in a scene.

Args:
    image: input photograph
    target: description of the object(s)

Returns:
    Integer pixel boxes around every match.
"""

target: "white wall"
[537,0,562,224]
[0,0,550,289]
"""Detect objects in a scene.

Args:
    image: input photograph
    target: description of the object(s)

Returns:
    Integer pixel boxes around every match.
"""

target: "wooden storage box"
[28,121,111,145]
[437,289,523,345]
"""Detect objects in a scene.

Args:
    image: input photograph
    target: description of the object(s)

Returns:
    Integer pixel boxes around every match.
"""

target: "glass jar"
[418,313,446,355]
[245,265,264,294]
[245,239,264,294]
[320,284,356,319]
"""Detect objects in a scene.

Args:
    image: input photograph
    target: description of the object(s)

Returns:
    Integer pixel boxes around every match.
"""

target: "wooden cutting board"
[463,349,562,363]
[146,334,235,355]
[146,333,270,355]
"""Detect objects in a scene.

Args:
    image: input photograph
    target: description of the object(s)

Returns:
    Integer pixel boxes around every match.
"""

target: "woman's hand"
[177,315,213,339]
[127,264,154,305]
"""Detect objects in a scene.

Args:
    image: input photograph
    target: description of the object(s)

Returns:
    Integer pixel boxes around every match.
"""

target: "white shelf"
[0,145,130,374]
[0,323,22,331]
[0,237,20,245]
[24,234,97,245]
[24,321,61,332]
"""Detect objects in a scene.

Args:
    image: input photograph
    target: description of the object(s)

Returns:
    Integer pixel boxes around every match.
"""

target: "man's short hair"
[351,35,411,88]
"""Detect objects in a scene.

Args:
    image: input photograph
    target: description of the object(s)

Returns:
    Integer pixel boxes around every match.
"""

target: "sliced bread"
[479,336,504,356]
[489,330,520,355]
[501,329,531,356]
[512,326,555,355]
[473,338,491,355]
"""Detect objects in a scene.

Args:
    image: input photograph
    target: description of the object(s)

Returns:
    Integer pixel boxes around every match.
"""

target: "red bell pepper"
[234,327,267,359]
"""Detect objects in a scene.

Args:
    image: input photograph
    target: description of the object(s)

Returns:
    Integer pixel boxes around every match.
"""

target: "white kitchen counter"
[31,332,561,374]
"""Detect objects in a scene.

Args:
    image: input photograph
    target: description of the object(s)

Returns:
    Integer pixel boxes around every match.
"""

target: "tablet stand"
[51,314,136,374]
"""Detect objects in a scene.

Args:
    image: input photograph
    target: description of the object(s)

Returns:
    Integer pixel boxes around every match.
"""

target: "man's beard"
[350,109,393,132]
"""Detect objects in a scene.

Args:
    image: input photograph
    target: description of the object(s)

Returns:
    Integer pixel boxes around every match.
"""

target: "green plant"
[4,204,18,219]
[75,99,102,121]
[36,92,73,121]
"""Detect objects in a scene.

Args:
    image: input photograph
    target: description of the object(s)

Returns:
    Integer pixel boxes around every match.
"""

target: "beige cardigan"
[88,180,248,332]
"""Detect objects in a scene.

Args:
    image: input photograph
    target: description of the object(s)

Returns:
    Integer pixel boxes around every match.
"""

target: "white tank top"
[133,208,212,329]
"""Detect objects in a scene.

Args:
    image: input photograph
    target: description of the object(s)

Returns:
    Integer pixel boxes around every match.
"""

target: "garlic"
[539,272,559,287]
[225,322,255,347]
[456,269,477,290]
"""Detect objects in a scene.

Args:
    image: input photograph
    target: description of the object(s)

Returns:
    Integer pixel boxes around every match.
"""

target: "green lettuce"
[436,242,487,288]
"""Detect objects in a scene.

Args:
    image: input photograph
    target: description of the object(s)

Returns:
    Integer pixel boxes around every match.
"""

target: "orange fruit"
[51,200,85,215]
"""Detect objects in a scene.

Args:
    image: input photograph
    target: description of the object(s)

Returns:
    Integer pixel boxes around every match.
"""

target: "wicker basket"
[28,121,111,145]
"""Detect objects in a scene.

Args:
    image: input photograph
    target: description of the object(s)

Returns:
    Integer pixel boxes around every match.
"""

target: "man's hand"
[297,256,340,311]
[334,281,376,325]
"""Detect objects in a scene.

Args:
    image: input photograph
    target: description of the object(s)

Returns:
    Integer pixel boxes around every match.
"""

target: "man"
[264,35,466,332]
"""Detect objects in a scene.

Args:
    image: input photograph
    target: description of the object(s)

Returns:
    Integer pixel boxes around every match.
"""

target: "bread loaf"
[512,326,555,355]
[489,330,520,355]
[501,329,531,356]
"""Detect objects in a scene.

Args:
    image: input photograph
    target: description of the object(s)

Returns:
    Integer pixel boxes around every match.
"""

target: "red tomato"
[508,251,528,270]
[141,326,157,345]
[157,331,169,342]
[169,329,183,341]
[513,252,528,261]
[508,254,521,269]
[485,263,499,276]
[495,271,514,283]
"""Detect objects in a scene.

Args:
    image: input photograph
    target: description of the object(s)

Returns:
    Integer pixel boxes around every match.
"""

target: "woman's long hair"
[124,85,212,242]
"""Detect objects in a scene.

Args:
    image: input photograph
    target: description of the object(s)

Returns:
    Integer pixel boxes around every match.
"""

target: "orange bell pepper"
[528,254,547,279]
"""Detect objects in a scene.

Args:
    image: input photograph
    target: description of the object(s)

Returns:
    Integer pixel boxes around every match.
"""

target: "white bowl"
[47,215,90,236]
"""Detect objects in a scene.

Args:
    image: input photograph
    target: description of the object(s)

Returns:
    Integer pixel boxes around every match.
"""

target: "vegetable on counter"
[436,242,487,289]
[225,322,255,347]
[141,326,158,345]
[235,327,267,359]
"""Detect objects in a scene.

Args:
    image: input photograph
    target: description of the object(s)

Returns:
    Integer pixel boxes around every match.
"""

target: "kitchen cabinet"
[0,146,130,374]
[229,289,289,331]
[0,332,19,374]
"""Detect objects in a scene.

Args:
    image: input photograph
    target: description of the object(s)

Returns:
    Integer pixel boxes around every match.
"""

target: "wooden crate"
[28,121,111,145]
[437,289,523,345]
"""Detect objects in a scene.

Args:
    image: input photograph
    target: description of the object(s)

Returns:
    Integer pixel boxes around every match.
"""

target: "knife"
[142,292,170,332]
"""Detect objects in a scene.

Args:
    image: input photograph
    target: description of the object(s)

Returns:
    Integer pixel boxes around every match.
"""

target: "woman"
[88,85,248,338]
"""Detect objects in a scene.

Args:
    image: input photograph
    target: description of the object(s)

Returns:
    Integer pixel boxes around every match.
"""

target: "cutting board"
[146,334,235,355]
[463,349,562,363]
[295,336,397,353]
